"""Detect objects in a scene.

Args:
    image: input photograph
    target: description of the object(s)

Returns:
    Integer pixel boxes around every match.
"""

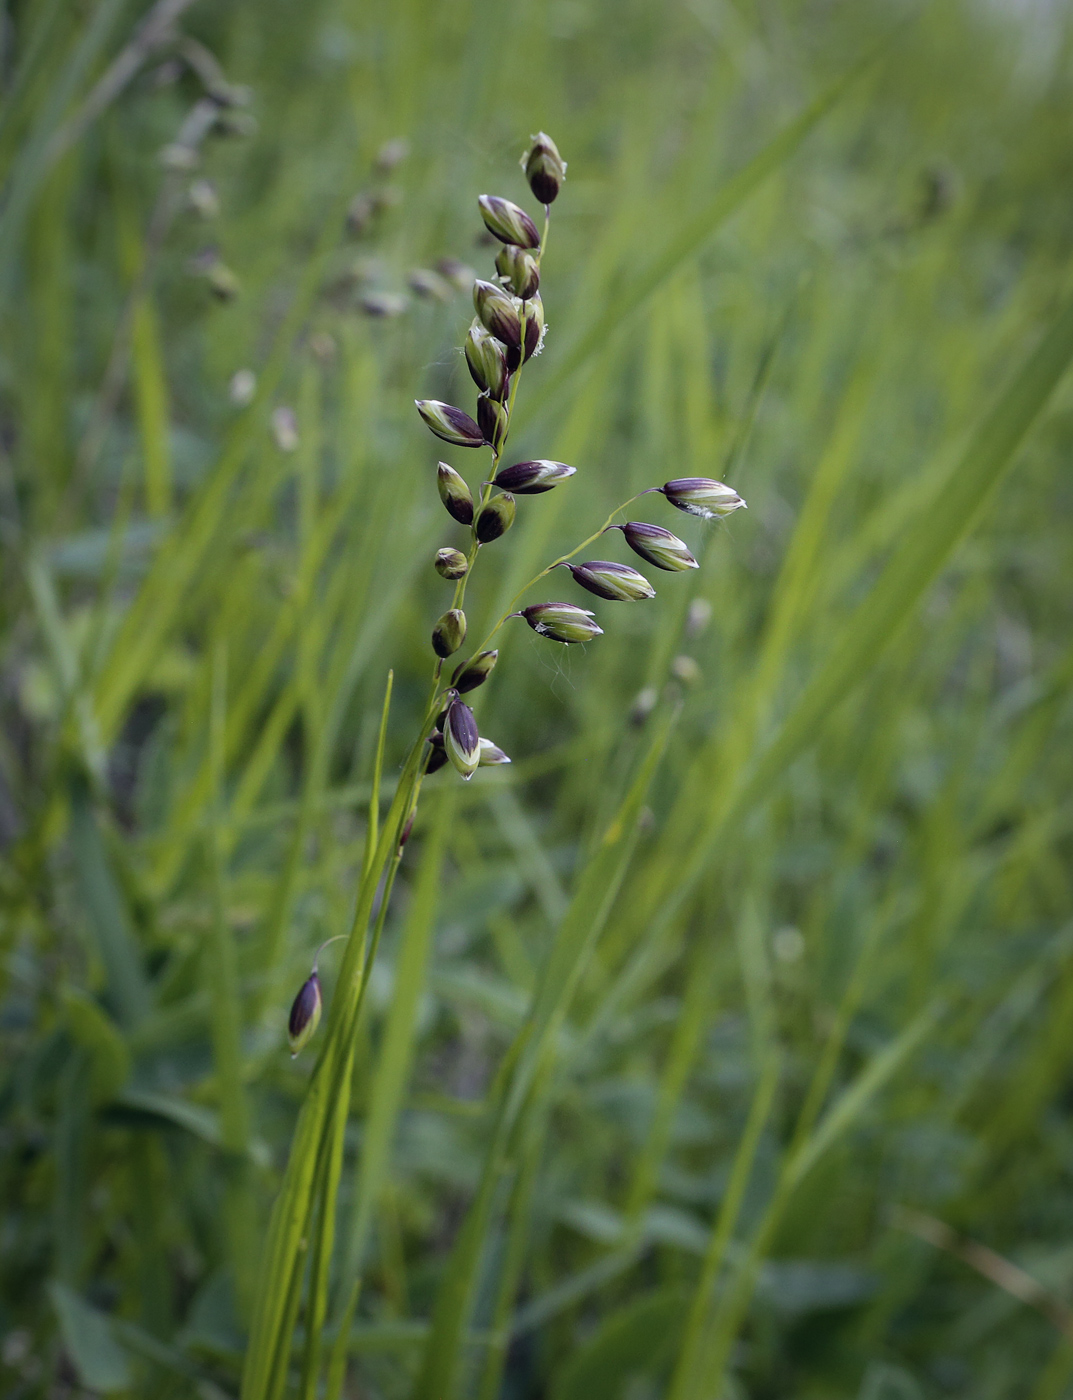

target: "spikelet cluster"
[289,133,748,1056]
[414,133,746,782]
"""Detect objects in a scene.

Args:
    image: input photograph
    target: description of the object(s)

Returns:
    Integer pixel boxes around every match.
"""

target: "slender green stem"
[475,1066,552,1400]
[241,716,435,1400]
[537,206,550,269]
[312,217,560,1398]
[297,1053,354,1400]
[361,670,393,882]
[259,197,564,1400]
[503,316,528,427]
[666,1053,780,1400]
[298,768,424,1400]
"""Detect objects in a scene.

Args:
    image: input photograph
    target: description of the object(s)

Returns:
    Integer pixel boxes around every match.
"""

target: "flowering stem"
[433,216,547,689]
[316,206,557,1400]
[471,489,654,653]
[537,206,550,268]
[251,138,607,1400]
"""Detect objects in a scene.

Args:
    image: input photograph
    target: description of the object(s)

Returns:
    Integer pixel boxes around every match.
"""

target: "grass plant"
[3,1,1073,1398]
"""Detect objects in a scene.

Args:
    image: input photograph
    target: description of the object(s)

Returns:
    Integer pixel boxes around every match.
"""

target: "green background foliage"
[3,0,1073,1395]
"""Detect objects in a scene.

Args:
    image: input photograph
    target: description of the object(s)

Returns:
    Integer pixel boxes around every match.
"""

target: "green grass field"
[3,1,1073,1396]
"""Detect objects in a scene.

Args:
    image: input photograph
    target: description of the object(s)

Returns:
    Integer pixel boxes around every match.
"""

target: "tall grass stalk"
[5,4,1073,1398]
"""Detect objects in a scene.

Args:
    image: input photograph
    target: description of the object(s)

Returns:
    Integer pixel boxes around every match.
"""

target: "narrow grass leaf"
[326,790,453,1399]
[521,49,880,426]
[652,275,1073,962]
[412,712,675,1400]
[67,779,151,1029]
[48,1281,131,1392]
[551,1287,693,1400]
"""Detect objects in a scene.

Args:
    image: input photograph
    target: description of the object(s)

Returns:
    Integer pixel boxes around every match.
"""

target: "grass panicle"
[3,4,1073,1399]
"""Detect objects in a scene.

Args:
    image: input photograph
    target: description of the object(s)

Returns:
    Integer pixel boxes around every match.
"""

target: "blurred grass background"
[3,0,1073,1395]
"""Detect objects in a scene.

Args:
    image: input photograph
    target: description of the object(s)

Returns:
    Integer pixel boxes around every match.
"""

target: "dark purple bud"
[563,560,655,601]
[477,195,541,249]
[288,973,322,1057]
[522,133,566,205]
[522,293,545,362]
[660,477,746,519]
[474,493,516,544]
[426,742,449,774]
[474,280,521,348]
[437,463,474,525]
[477,393,509,450]
[431,608,467,658]
[436,257,476,291]
[671,655,701,686]
[360,291,408,318]
[612,522,699,572]
[408,268,450,301]
[444,698,481,779]
[435,547,469,580]
[495,243,540,300]
[375,137,410,173]
[416,400,485,448]
[519,601,603,644]
[494,459,575,494]
[465,320,510,400]
[451,649,498,693]
[347,191,375,235]
[629,685,659,727]
[434,702,451,732]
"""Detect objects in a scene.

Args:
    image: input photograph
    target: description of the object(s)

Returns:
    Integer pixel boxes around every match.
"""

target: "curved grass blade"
[324,788,453,1400]
[240,731,430,1400]
[678,1000,943,1399]
[411,711,676,1400]
[635,272,1073,979]
[362,670,394,881]
[666,1051,780,1400]
[519,45,884,429]
[92,169,362,747]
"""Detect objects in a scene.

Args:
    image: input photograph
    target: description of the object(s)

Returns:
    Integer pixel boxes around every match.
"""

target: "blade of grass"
[325,786,452,1400]
[623,930,720,1222]
[67,777,151,1029]
[626,271,1073,1016]
[0,0,129,283]
[476,1075,552,1400]
[115,182,171,519]
[241,727,431,1400]
[412,710,675,1400]
[684,999,943,1398]
[205,641,255,1313]
[666,1050,780,1400]
[736,279,1073,836]
[91,159,364,748]
[362,671,394,882]
[517,43,885,430]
